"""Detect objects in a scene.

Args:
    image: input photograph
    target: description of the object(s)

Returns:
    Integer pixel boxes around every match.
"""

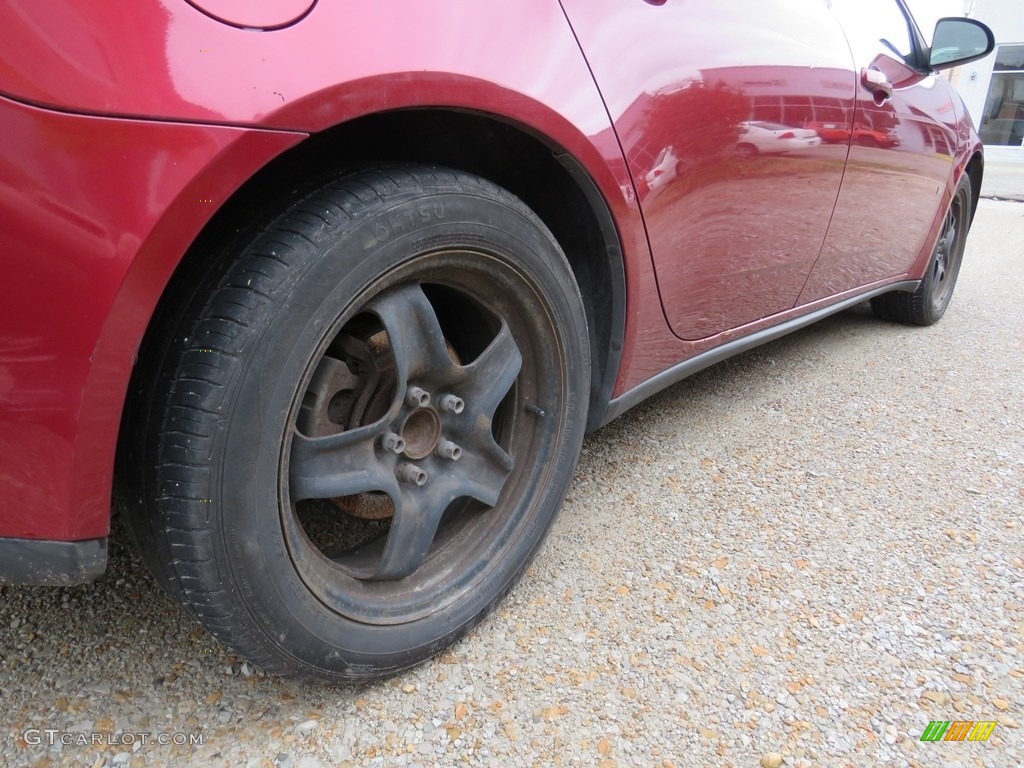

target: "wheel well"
[140,109,624,432]
[965,151,983,223]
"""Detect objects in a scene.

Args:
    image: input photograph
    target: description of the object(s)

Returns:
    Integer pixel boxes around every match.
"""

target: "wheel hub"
[286,279,523,588]
[400,406,442,460]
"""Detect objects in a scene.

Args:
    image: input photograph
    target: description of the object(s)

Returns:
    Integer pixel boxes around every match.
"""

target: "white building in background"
[952,0,1024,159]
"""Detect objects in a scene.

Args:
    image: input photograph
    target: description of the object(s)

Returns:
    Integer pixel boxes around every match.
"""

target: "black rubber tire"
[871,173,972,327]
[122,166,590,681]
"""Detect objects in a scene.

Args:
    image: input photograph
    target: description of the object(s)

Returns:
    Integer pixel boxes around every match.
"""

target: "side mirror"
[929,18,995,70]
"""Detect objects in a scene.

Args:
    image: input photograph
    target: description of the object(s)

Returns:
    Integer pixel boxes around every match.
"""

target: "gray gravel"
[2,199,1022,768]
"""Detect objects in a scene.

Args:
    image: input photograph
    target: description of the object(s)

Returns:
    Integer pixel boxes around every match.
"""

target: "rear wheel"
[871,173,971,326]
[124,166,590,681]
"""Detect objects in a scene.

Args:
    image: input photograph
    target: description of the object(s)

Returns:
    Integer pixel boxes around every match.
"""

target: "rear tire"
[123,166,590,681]
[871,173,971,327]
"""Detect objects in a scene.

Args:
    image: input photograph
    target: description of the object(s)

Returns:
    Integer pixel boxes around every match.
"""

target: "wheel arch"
[125,109,627,478]
[907,147,983,283]
[965,150,984,224]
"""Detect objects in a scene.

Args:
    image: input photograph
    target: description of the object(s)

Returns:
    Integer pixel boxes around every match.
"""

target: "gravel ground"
[2,199,1022,768]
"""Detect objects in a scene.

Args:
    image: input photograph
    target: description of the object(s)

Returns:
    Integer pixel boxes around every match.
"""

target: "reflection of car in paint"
[806,120,900,148]
[736,121,822,157]
[645,145,682,191]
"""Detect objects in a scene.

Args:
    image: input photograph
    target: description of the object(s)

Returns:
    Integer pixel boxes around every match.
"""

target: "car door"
[559,0,856,340]
[798,0,963,303]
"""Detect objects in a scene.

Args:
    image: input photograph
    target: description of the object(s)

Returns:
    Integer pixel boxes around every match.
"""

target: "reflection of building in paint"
[705,66,955,156]
[615,63,961,193]
[705,66,855,128]
[948,0,1024,158]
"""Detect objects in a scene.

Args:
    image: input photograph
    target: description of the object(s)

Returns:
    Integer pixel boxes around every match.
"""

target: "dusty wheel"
[125,166,590,681]
[871,173,971,326]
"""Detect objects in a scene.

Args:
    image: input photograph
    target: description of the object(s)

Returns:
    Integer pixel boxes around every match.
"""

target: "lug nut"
[439,394,465,414]
[406,386,430,408]
[435,440,462,461]
[397,463,428,486]
[379,432,406,454]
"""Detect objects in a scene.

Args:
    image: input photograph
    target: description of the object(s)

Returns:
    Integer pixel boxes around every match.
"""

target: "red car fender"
[0,98,304,540]
[0,1,660,542]
[905,86,983,283]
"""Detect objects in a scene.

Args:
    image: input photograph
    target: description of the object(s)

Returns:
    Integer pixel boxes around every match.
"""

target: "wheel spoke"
[369,484,456,579]
[369,454,512,580]
[367,284,455,386]
[455,436,515,506]
[289,428,398,501]
[460,321,523,418]
[363,385,517,579]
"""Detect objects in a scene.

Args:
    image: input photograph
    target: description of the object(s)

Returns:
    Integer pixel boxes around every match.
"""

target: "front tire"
[126,166,590,681]
[871,172,972,327]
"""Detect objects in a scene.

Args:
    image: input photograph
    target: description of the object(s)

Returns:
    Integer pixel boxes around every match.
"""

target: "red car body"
[0,1,988,581]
